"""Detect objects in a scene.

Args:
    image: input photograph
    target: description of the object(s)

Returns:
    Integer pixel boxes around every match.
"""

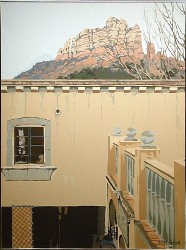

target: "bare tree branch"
[96,3,185,80]
[144,3,185,79]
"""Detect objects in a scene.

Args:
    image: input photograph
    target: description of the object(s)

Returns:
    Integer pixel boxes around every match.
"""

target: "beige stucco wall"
[1,86,185,206]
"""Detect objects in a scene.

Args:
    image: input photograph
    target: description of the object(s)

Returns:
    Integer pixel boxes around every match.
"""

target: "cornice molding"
[1,80,185,93]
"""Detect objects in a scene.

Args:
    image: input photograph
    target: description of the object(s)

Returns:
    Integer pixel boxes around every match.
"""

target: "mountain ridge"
[15,16,183,80]
[15,17,145,79]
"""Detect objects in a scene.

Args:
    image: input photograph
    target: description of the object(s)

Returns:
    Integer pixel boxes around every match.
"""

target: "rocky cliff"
[55,17,143,64]
[15,17,144,79]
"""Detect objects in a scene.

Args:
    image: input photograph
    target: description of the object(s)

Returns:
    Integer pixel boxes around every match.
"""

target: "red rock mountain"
[55,17,143,69]
[15,17,146,79]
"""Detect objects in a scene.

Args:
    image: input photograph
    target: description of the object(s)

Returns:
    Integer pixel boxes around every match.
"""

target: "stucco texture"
[1,89,185,206]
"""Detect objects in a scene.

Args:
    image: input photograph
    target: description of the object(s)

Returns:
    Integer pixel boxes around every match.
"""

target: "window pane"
[15,136,29,146]
[15,155,28,164]
[31,137,44,145]
[31,127,43,136]
[15,146,28,156]
[30,146,44,164]
[31,146,44,155]
[30,154,44,164]
[14,127,29,136]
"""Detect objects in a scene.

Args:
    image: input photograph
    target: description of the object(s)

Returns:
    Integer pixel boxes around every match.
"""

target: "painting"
[1,0,185,249]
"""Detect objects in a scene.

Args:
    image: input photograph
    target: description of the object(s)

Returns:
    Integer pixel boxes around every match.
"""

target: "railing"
[145,161,175,247]
[108,134,184,248]
[118,199,130,248]
[125,152,135,196]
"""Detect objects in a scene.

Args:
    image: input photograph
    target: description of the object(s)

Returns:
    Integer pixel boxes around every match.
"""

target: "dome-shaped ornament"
[112,127,122,136]
[125,127,137,141]
[141,131,156,148]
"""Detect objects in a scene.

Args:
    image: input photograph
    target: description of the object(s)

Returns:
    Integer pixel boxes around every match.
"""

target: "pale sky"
[1,0,185,79]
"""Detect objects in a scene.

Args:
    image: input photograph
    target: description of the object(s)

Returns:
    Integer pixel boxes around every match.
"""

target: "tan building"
[105,134,185,249]
[1,79,185,248]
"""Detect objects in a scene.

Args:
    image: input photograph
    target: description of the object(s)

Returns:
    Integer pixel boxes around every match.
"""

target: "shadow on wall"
[1,207,12,248]
[33,207,59,248]
[59,206,98,248]
[33,206,98,248]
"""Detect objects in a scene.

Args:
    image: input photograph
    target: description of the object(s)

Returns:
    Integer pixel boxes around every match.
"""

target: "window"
[126,154,135,196]
[14,126,44,164]
[7,117,51,166]
[2,118,56,181]
[114,146,119,175]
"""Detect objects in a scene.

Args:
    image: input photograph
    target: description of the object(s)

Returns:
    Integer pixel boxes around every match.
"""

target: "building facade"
[1,79,185,248]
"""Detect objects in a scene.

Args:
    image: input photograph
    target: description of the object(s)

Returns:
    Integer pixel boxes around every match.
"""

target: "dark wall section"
[98,206,106,235]
[60,206,98,248]
[32,207,59,248]
[1,207,12,248]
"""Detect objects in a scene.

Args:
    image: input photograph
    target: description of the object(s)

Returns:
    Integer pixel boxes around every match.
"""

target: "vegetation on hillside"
[58,67,136,80]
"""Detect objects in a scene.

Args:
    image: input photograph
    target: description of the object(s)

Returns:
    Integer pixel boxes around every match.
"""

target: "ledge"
[1,79,185,86]
[135,220,166,249]
[1,166,57,181]
[1,80,185,93]
[119,191,134,217]
[125,148,135,158]
[145,159,174,184]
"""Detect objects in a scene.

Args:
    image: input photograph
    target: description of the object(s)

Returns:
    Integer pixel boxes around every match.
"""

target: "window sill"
[1,166,57,181]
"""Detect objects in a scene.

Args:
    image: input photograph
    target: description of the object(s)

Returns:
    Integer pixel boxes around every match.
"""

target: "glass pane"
[30,143,44,163]
[15,146,28,156]
[14,127,29,136]
[15,155,28,164]
[31,127,44,136]
[15,136,29,146]
[31,137,44,145]
[31,146,44,155]
[30,154,44,164]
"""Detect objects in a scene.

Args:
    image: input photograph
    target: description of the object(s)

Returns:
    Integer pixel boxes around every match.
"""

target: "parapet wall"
[1,79,185,90]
